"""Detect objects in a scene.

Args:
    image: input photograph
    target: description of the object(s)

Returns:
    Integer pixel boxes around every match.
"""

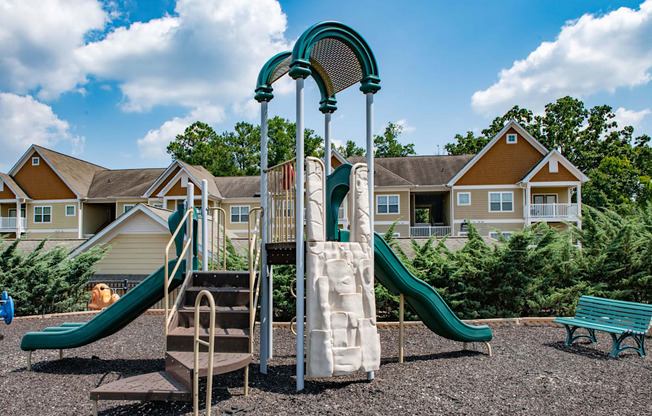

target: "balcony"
[410,224,451,238]
[0,217,27,231]
[527,203,579,219]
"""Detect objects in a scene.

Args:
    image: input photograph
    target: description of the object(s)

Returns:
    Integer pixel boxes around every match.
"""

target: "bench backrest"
[576,296,652,333]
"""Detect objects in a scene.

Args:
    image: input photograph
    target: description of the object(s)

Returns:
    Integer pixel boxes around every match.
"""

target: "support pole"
[186,183,195,274]
[295,78,306,392]
[260,100,271,373]
[201,180,208,271]
[399,294,404,364]
[324,112,332,174]
[365,92,375,381]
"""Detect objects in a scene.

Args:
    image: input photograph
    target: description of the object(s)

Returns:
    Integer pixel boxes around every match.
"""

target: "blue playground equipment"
[1,291,14,325]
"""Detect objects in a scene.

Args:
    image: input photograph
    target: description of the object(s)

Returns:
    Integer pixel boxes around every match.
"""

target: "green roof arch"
[254,51,337,113]
[288,21,380,94]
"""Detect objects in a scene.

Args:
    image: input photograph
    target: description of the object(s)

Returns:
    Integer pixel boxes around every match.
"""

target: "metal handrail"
[164,208,194,337]
[245,207,264,396]
[193,290,215,416]
[263,157,297,173]
[207,207,227,271]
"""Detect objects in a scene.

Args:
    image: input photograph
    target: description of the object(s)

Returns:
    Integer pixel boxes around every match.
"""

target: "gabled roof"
[69,204,171,257]
[348,155,473,187]
[144,160,223,199]
[87,168,166,198]
[446,120,549,187]
[9,145,107,197]
[213,176,261,198]
[0,173,30,199]
[520,149,590,183]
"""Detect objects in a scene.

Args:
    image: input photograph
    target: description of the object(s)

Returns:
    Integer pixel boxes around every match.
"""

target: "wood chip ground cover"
[0,315,650,415]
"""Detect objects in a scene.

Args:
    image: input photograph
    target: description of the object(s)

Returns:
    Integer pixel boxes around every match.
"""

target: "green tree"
[337,140,365,158]
[374,122,416,158]
[267,116,324,167]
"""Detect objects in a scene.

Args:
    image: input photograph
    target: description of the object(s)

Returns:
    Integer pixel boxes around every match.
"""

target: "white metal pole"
[295,78,305,392]
[325,112,332,174]
[201,180,208,271]
[365,91,374,381]
[260,100,270,373]
[186,183,195,274]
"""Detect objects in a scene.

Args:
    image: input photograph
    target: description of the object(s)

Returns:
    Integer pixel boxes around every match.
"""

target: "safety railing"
[207,207,227,271]
[527,203,579,219]
[245,207,263,396]
[409,225,451,238]
[164,208,194,338]
[193,290,215,416]
[0,217,26,230]
[264,158,296,243]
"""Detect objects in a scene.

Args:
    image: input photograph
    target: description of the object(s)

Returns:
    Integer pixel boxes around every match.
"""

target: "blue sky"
[1,0,651,171]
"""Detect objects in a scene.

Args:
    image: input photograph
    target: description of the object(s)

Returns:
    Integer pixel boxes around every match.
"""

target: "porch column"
[15,199,22,238]
[576,183,582,229]
[525,183,531,226]
[449,187,454,235]
[78,200,83,239]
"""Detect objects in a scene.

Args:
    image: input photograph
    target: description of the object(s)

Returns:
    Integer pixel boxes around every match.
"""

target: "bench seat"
[554,295,652,358]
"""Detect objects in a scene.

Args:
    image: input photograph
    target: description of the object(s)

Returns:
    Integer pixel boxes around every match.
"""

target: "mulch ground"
[1,314,650,415]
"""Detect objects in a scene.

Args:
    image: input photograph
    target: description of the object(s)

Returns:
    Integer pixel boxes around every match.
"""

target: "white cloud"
[472,0,652,115]
[395,119,416,133]
[0,93,84,170]
[0,0,107,100]
[614,107,651,128]
[137,105,225,162]
[75,0,290,113]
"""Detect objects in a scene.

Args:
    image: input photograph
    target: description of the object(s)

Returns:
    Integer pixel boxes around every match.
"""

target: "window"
[338,198,347,220]
[490,231,513,240]
[489,192,513,212]
[230,206,249,223]
[34,206,51,223]
[457,192,471,206]
[32,157,40,166]
[65,205,76,216]
[506,134,517,144]
[123,204,135,213]
[376,195,399,214]
[8,208,25,218]
[152,203,163,208]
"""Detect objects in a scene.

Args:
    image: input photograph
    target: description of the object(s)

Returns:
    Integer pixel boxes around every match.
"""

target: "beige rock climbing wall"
[305,159,380,379]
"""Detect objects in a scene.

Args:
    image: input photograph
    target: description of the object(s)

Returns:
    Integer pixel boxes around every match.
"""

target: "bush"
[0,238,107,316]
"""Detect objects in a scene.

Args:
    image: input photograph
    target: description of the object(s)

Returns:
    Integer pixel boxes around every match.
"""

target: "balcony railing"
[0,217,27,230]
[410,225,451,238]
[528,203,579,219]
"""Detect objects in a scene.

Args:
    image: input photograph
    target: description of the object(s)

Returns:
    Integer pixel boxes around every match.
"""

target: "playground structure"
[18,21,492,414]
[87,283,120,310]
[1,291,13,325]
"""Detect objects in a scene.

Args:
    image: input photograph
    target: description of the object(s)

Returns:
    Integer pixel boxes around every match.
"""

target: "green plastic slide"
[20,259,185,351]
[373,232,492,342]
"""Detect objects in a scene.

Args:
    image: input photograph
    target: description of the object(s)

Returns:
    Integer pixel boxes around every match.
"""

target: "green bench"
[554,295,652,358]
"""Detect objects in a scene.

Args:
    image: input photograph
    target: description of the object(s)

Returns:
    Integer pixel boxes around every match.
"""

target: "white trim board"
[453,219,525,224]
[452,184,520,190]
[28,228,79,233]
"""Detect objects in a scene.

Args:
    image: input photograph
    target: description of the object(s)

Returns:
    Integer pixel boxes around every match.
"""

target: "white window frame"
[123,204,135,213]
[338,197,348,220]
[506,134,517,144]
[8,208,25,218]
[32,156,40,166]
[488,192,514,212]
[376,194,400,215]
[34,205,52,223]
[230,205,250,223]
[489,231,513,240]
[65,205,76,216]
[457,192,471,206]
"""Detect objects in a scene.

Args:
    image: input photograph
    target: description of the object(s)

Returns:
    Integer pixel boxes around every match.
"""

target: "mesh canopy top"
[309,37,363,97]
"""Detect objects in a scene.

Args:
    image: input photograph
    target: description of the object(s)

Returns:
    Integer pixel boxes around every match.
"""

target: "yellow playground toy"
[88,284,120,310]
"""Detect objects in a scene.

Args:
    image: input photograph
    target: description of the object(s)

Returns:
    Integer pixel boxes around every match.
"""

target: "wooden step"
[166,327,250,353]
[184,286,250,307]
[192,270,249,288]
[90,371,190,402]
[165,352,252,392]
[176,305,249,329]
